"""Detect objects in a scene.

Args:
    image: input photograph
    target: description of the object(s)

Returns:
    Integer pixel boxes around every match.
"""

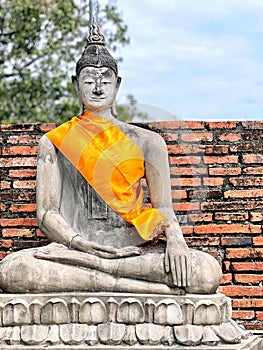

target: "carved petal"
[41,298,70,325]
[136,323,163,345]
[174,324,203,346]
[154,299,182,325]
[59,324,88,345]
[194,300,221,325]
[21,325,48,345]
[79,298,107,324]
[3,300,30,326]
[212,322,243,343]
[117,298,144,324]
[202,326,220,346]
[98,322,126,345]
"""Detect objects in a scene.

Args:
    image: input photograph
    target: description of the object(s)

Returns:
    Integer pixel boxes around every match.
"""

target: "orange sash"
[46,111,167,240]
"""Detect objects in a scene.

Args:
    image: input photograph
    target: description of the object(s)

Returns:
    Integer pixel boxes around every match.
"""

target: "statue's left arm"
[144,134,192,287]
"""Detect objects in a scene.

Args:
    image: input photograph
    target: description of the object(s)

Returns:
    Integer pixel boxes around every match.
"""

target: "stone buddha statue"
[0,23,222,295]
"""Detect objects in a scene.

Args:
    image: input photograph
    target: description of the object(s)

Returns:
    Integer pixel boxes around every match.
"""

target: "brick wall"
[0,121,262,330]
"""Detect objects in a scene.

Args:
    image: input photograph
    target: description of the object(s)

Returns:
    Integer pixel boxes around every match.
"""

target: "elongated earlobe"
[72,75,84,116]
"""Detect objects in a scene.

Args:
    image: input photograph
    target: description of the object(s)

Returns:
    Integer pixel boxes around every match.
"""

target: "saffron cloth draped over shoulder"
[46,111,167,241]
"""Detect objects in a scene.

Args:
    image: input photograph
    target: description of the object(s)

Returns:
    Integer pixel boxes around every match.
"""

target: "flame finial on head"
[87,20,105,45]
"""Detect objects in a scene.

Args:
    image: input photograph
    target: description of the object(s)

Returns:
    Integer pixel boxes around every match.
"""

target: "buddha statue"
[0,23,222,295]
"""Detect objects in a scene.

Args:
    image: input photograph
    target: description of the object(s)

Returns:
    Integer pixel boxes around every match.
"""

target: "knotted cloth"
[46,111,167,240]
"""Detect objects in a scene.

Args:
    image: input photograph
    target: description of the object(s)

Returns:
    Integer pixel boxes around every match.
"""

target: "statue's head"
[72,22,121,115]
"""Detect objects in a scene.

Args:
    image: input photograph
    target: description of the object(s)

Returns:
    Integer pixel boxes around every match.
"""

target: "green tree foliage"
[0,0,142,124]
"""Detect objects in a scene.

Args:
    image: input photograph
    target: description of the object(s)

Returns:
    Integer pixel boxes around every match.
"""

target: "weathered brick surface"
[1,121,263,330]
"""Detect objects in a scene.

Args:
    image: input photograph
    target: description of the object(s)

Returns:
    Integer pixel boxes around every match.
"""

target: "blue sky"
[113,0,263,121]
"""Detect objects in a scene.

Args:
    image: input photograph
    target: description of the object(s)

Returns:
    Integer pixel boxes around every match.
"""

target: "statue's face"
[78,67,119,112]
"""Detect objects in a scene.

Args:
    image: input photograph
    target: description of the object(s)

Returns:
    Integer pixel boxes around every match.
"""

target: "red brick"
[149,121,205,130]
[218,133,241,142]
[171,178,201,187]
[0,124,34,132]
[221,273,232,284]
[188,213,213,223]
[233,188,263,200]
[215,212,248,221]
[226,248,263,259]
[0,203,7,212]
[170,167,207,176]
[225,189,263,199]
[0,181,11,189]
[206,121,237,129]
[232,299,263,308]
[204,156,238,164]
[220,285,263,297]
[161,132,178,142]
[0,252,8,261]
[209,167,241,176]
[194,224,260,235]
[0,157,37,168]
[181,226,193,235]
[231,262,263,272]
[253,237,263,245]
[224,261,231,271]
[2,229,33,238]
[7,134,41,144]
[243,154,263,164]
[170,156,201,165]
[36,229,47,238]
[234,274,263,284]
[243,166,263,175]
[173,202,200,211]
[8,169,36,178]
[256,312,263,321]
[13,180,36,189]
[230,143,263,153]
[250,212,263,222]
[181,133,213,142]
[167,144,203,155]
[185,236,220,246]
[205,145,229,155]
[0,218,37,227]
[172,190,187,200]
[232,310,255,320]
[9,204,36,213]
[2,146,38,156]
[39,123,56,132]
[0,239,13,249]
[202,200,263,211]
[242,121,263,129]
[221,236,252,246]
[203,177,224,187]
[229,176,263,187]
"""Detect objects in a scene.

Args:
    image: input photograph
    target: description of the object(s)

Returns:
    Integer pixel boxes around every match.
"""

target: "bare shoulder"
[119,122,166,151]
[38,135,57,163]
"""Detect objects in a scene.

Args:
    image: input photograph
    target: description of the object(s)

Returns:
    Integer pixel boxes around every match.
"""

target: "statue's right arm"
[36,135,80,247]
[36,136,140,259]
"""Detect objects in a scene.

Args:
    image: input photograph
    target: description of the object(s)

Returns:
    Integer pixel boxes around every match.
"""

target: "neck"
[85,107,118,123]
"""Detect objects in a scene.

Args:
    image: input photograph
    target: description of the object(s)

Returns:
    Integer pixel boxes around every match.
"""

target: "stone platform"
[0,292,260,349]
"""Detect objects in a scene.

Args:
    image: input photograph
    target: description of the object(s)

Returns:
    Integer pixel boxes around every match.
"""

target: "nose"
[93,83,103,96]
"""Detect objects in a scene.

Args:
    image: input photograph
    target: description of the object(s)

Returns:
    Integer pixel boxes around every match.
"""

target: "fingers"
[173,255,191,287]
[186,255,192,287]
[175,256,182,287]
[164,249,170,273]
